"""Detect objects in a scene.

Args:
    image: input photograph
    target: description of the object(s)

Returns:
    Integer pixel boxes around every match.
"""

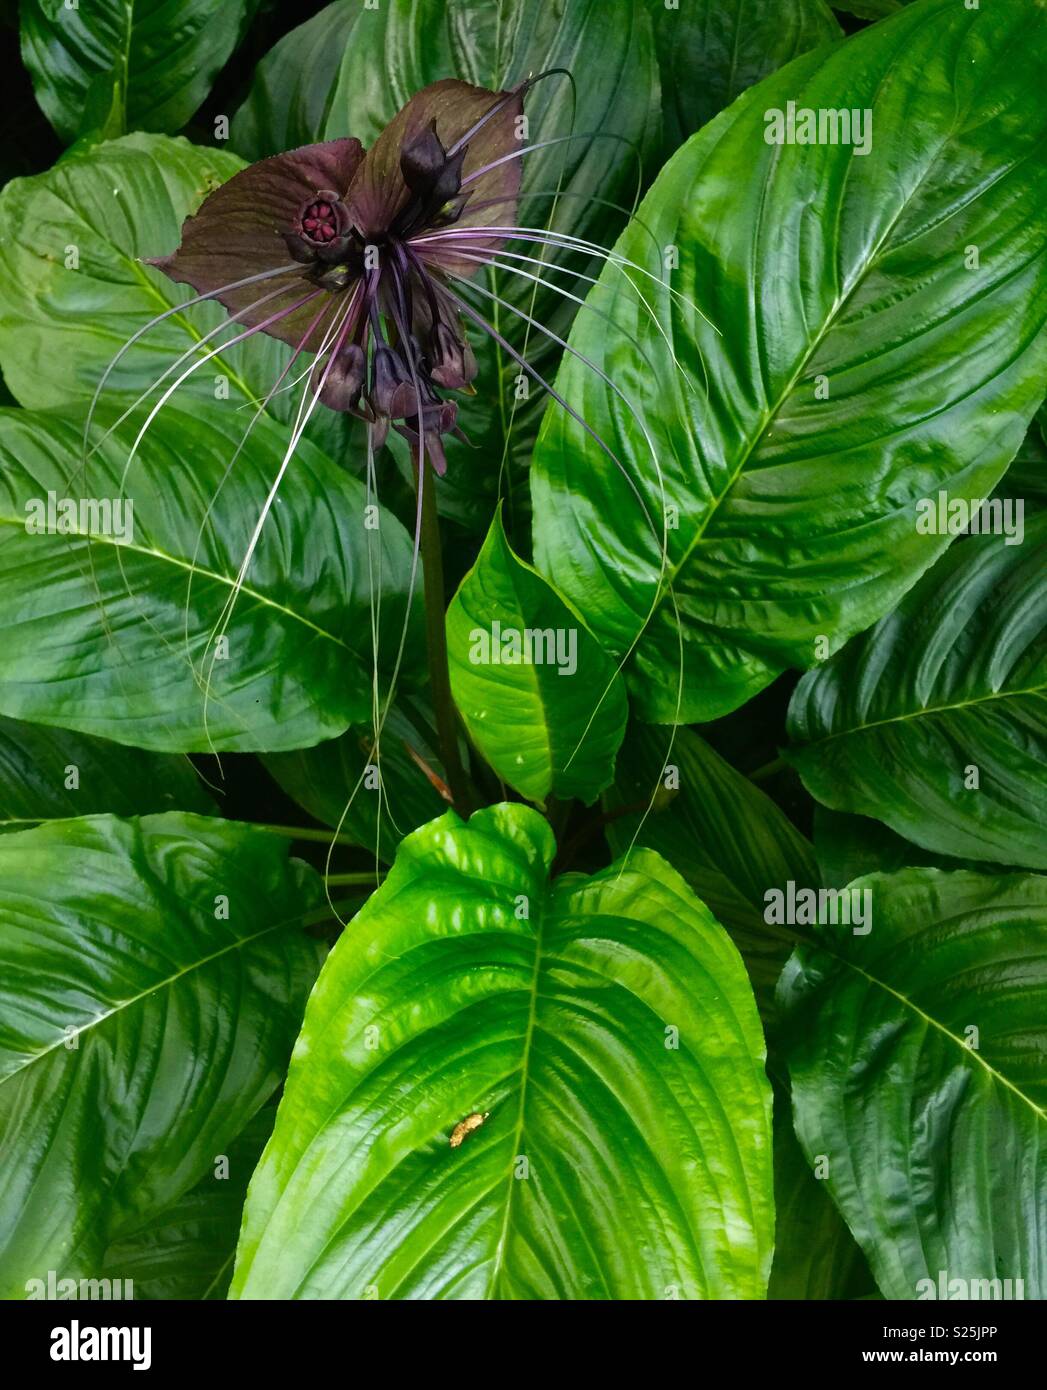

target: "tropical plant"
[0,0,1043,1306]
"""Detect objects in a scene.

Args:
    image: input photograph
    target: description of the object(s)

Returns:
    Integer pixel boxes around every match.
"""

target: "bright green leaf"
[232,803,773,1300]
[531,0,1047,722]
[447,511,627,804]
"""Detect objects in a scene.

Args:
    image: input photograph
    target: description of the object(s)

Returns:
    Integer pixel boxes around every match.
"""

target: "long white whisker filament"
[197,290,361,755]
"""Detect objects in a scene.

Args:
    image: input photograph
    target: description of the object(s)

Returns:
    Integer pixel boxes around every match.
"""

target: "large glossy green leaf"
[262,697,448,864]
[813,807,978,890]
[531,0,1047,722]
[232,803,773,1300]
[232,0,660,531]
[652,0,841,153]
[447,511,627,804]
[787,517,1047,869]
[604,723,815,1012]
[780,867,1047,1300]
[993,416,1047,512]
[767,1088,871,1300]
[0,813,323,1298]
[20,0,259,143]
[829,0,906,17]
[0,405,421,752]
[0,133,351,458]
[0,714,214,829]
[100,1107,273,1301]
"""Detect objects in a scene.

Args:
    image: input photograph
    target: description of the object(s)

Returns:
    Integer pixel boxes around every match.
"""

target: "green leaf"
[787,516,1047,870]
[780,867,1047,1300]
[0,405,421,753]
[447,511,627,804]
[0,813,323,1298]
[768,1088,872,1300]
[652,0,842,152]
[0,714,214,830]
[232,0,660,530]
[531,0,1047,722]
[993,417,1047,512]
[232,803,773,1300]
[813,806,987,890]
[829,1,905,18]
[100,1108,273,1301]
[20,0,259,143]
[231,0,451,161]
[262,697,448,863]
[0,133,352,459]
[604,723,816,1012]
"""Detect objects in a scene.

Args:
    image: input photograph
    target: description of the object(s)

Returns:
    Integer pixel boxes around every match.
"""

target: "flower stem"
[254,823,362,847]
[748,756,786,784]
[417,451,474,814]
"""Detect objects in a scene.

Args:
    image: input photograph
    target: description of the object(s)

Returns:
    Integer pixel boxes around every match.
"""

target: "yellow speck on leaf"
[449,1110,490,1149]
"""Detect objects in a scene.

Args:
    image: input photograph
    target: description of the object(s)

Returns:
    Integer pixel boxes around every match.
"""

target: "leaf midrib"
[799,680,1047,749]
[656,4,956,599]
[2,907,305,1082]
[0,510,353,656]
[815,936,1047,1125]
[485,893,545,1296]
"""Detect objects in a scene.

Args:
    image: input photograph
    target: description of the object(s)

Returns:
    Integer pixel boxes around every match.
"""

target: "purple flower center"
[300,198,340,244]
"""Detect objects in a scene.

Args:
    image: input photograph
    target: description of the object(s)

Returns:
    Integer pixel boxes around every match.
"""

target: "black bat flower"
[142,78,527,474]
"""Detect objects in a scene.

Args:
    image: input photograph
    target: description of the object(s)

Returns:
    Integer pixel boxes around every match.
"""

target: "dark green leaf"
[787,517,1047,870]
[0,813,323,1298]
[768,1087,872,1300]
[604,723,815,1011]
[100,1108,273,1301]
[780,867,1047,1300]
[20,0,259,143]
[813,806,988,889]
[0,405,421,752]
[262,697,448,863]
[652,0,842,152]
[0,714,214,830]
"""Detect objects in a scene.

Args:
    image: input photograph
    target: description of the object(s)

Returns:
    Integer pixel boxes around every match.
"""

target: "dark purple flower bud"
[318,342,366,413]
[429,319,477,391]
[394,400,459,476]
[369,344,416,421]
[400,121,447,193]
